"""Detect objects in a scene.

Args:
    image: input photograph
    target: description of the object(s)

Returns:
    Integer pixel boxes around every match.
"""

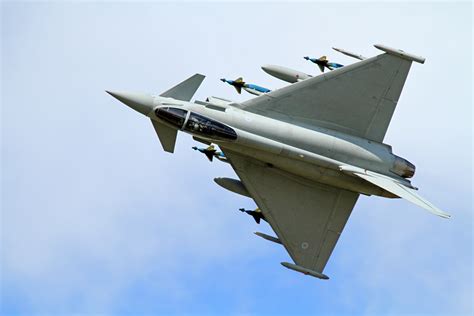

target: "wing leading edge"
[222,149,359,277]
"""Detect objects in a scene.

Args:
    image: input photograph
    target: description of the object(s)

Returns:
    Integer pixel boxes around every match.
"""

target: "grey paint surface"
[243,53,412,142]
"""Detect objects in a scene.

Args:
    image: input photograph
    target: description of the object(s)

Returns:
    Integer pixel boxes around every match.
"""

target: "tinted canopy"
[155,107,188,129]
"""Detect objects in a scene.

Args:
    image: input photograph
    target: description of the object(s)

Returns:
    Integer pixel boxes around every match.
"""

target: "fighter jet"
[192,144,227,162]
[304,55,344,72]
[107,44,450,280]
[220,77,271,96]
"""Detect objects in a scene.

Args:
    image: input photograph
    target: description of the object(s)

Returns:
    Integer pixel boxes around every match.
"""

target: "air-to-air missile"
[220,77,271,96]
[332,47,367,60]
[192,144,227,162]
[254,232,281,245]
[239,208,266,224]
[304,56,344,73]
[261,65,312,83]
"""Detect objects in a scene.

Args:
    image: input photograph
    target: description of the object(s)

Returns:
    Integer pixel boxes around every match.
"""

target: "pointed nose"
[106,91,154,116]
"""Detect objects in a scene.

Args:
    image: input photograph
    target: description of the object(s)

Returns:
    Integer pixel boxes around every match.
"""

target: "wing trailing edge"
[340,165,451,219]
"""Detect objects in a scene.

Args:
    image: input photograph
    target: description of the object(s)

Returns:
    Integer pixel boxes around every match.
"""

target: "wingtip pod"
[374,44,426,64]
[281,262,329,280]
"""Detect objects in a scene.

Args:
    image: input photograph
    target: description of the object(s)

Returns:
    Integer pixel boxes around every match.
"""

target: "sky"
[1,1,472,315]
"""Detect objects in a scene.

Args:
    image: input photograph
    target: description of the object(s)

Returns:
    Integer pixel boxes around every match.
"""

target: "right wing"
[240,47,424,142]
[222,149,359,278]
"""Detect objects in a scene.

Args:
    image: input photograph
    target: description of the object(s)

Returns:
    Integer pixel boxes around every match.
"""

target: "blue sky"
[1,2,472,315]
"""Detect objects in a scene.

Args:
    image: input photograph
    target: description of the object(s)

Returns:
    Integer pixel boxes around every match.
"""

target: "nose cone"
[106,91,154,116]
[261,64,278,75]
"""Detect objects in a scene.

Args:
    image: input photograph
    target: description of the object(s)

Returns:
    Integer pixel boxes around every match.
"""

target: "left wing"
[222,149,359,278]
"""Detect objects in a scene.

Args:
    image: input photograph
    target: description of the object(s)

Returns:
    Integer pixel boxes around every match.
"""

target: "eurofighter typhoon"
[107,44,450,280]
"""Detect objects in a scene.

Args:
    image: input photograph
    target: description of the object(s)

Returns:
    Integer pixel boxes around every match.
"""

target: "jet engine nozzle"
[391,156,416,178]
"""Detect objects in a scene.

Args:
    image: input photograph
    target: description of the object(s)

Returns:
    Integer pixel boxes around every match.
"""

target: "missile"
[332,47,366,60]
[254,232,281,245]
[261,65,312,83]
[192,145,215,161]
[220,77,271,96]
[281,262,329,280]
[304,56,344,73]
[239,208,265,224]
[192,145,227,162]
[243,84,271,96]
[214,177,251,198]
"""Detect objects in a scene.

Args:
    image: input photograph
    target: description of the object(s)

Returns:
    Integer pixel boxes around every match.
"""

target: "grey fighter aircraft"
[107,44,450,280]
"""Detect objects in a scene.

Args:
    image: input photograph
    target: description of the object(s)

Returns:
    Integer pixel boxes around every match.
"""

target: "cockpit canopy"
[155,107,237,141]
[155,107,187,128]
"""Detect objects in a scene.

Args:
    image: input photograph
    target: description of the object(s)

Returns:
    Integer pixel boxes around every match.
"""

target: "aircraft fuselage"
[152,96,414,197]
